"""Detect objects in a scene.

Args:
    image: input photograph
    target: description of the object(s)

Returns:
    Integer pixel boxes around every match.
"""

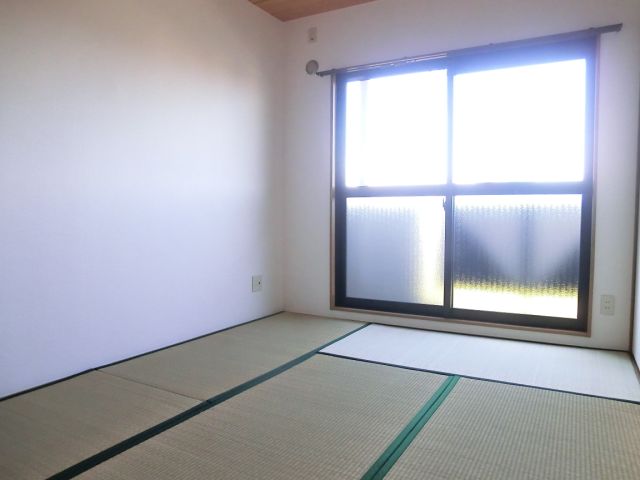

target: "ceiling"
[249,0,377,22]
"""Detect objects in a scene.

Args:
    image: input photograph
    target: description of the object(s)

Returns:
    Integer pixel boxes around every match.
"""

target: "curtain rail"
[316,23,622,77]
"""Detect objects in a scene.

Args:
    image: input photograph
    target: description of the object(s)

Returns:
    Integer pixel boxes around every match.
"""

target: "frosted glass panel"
[345,70,448,187]
[347,197,445,305]
[453,195,581,318]
[452,59,586,184]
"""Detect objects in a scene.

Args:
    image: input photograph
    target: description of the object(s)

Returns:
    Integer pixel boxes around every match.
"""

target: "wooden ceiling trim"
[249,0,378,22]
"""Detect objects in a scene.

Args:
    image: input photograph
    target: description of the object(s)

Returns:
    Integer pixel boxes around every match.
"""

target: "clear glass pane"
[452,59,586,184]
[347,197,445,305]
[345,70,448,187]
[453,195,581,318]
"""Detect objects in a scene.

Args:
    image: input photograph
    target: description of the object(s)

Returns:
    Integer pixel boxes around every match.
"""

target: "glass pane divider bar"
[343,182,588,197]
[443,68,454,309]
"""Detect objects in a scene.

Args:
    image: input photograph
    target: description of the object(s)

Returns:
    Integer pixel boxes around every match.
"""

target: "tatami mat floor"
[2,313,640,480]
[0,372,198,479]
[0,313,364,479]
[385,377,640,480]
[77,356,447,480]
[102,312,361,400]
[323,323,640,401]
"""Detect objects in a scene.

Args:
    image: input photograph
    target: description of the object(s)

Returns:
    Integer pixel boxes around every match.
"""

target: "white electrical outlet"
[252,275,263,293]
[600,294,615,316]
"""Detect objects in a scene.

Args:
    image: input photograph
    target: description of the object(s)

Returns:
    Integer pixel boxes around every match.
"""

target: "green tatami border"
[362,375,460,480]
[47,322,369,480]
[319,351,640,406]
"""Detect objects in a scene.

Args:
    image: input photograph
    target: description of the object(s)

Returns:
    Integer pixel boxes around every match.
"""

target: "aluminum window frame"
[332,37,597,332]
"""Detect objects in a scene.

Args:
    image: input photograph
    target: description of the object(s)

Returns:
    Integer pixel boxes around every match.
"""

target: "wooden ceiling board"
[249,0,377,22]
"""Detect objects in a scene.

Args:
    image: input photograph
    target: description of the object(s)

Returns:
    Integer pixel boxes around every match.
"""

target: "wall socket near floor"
[600,294,615,316]
[252,275,263,293]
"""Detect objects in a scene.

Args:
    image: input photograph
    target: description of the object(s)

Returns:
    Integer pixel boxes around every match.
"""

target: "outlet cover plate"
[600,294,615,316]
[252,275,263,293]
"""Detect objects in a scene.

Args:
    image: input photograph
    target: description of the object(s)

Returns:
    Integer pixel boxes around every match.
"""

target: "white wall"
[635,224,640,365]
[0,0,285,397]
[283,0,640,349]
[634,104,640,366]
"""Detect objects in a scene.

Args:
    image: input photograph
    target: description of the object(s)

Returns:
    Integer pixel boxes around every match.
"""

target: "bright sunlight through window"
[335,37,594,331]
[453,60,586,184]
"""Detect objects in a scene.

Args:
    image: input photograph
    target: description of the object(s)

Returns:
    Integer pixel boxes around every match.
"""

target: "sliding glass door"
[334,38,595,331]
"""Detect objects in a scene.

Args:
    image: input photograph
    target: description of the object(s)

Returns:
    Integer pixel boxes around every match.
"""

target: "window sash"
[333,37,596,332]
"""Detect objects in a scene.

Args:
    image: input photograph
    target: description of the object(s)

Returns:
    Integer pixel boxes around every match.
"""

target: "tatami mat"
[386,378,640,480]
[323,324,640,401]
[78,355,447,480]
[0,371,198,480]
[103,312,363,400]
